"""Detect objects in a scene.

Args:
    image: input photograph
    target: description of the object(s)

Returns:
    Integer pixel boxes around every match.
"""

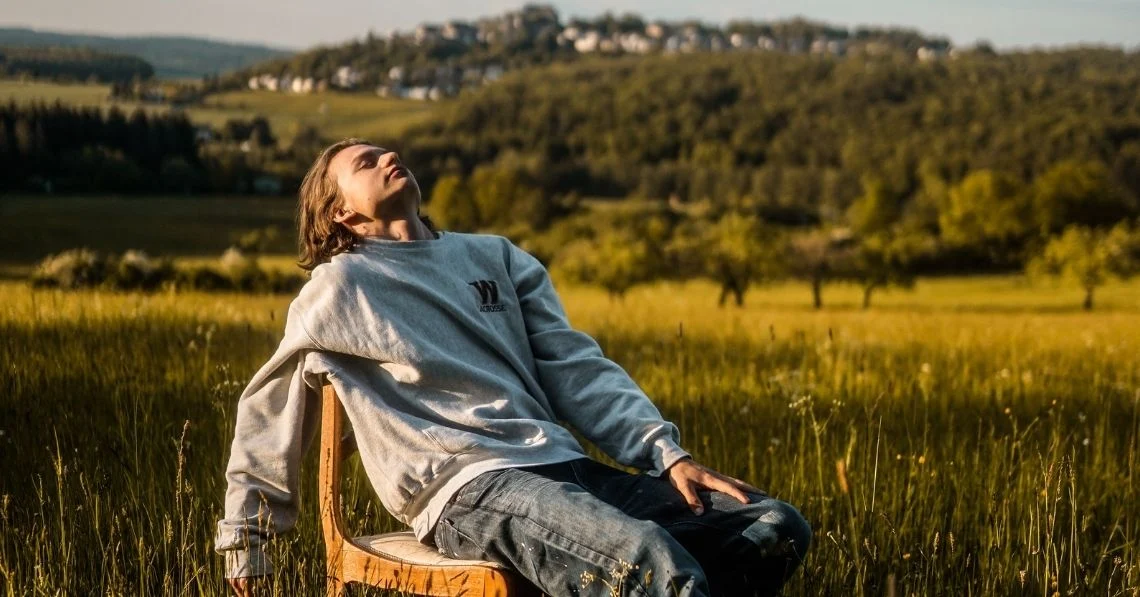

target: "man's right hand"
[228,575,269,596]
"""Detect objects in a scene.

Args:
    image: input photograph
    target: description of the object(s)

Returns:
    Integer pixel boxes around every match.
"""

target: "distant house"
[917,46,949,62]
[388,66,406,82]
[729,33,754,49]
[645,23,666,39]
[619,32,655,53]
[442,21,477,44]
[415,24,441,44]
[482,64,504,82]
[333,66,361,89]
[574,31,600,53]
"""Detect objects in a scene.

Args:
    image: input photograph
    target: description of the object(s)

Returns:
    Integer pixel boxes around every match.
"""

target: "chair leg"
[325,575,346,597]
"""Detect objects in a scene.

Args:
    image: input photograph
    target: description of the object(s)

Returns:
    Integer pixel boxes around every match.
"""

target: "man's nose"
[381,151,401,167]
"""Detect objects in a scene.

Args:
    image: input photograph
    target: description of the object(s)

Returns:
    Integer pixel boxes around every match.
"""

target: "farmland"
[0,80,438,146]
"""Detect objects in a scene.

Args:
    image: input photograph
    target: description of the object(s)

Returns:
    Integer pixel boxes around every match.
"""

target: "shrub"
[29,248,113,289]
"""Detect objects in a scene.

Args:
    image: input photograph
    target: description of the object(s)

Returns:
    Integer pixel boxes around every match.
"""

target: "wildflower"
[920,362,931,375]
[1082,437,1090,447]
[918,455,926,465]
[902,553,911,560]
[999,368,1011,379]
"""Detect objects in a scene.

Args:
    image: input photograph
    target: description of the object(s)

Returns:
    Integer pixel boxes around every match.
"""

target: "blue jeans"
[430,457,812,596]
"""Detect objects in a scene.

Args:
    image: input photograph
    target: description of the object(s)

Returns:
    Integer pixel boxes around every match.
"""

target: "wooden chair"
[319,381,545,596]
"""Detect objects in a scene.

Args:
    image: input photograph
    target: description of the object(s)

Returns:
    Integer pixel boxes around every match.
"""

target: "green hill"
[0,27,293,79]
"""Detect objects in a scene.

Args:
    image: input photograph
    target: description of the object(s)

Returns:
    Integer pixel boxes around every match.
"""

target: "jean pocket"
[434,517,482,560]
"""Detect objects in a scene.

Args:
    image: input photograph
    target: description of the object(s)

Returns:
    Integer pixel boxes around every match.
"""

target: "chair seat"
[356,531,508,569]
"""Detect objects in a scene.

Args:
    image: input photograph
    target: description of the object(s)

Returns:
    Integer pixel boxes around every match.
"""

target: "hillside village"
[242,3,955,101]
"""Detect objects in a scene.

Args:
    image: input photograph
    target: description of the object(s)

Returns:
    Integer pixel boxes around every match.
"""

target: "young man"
[215,138,812,596]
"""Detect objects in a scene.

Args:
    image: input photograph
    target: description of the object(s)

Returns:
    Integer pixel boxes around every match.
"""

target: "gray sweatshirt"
[214,230,692,578]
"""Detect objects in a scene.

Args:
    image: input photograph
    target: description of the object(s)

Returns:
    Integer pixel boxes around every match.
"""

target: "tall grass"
[1,277,1137,595]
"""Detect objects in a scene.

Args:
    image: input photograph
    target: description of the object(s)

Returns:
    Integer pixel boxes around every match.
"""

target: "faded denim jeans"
[430,457,812,596]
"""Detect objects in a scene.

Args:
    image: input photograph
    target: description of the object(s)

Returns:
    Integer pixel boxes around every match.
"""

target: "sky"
[2,0,1137,52]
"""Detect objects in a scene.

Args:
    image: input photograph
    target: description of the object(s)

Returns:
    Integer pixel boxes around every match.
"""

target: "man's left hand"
[664,456,766,515]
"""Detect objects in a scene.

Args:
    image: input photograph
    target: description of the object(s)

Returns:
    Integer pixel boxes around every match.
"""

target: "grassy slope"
[0,80,440,145]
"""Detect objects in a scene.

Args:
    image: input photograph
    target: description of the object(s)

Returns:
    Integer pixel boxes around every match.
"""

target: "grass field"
[0,195,300,271]
[0,270,1138,595]
[0,80,439,146]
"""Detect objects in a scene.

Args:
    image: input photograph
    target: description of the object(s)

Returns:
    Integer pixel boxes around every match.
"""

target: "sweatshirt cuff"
[224,546,273,579]
[646,436,691,478]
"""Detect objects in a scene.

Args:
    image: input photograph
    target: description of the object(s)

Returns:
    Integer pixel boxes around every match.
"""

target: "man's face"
[328,144,420,220]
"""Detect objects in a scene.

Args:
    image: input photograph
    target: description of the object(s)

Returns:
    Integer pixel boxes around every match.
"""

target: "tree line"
[0,46,154,84]
[0,101,326,194]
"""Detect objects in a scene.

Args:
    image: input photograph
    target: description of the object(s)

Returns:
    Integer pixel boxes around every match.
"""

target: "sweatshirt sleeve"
[214,306,324,578]
[506,241,691,477]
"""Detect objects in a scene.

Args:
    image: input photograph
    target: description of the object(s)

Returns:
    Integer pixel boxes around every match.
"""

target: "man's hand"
[664,456,767,515]
[228,575,270,596]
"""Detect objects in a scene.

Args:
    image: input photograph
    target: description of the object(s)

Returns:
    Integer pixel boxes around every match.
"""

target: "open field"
[0,195,299,269]
[0,80,439,145]
[0,273,1138,595]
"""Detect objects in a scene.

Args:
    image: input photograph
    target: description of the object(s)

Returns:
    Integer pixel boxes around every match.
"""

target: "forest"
[0,46,154,84]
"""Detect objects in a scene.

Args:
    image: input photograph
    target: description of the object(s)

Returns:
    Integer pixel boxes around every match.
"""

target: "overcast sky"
[3,0,1137,51]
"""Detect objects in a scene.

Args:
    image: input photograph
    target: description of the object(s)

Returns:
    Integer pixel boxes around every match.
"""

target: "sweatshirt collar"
[355,230,451,250]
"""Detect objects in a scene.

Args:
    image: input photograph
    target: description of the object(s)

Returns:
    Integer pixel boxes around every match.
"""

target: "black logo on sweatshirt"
[468,280,507,312]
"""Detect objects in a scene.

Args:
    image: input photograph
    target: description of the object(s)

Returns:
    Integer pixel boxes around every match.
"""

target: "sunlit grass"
[1,274,1137,595]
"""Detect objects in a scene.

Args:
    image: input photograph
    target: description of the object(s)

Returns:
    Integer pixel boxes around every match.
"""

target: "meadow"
[0,80,439,146]
[1,268,1138,596]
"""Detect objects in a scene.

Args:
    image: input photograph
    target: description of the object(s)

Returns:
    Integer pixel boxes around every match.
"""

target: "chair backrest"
[319,382,351,551]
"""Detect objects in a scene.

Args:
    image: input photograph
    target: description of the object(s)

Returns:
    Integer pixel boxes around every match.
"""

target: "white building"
[333,66,362,89]
[574,31,600,53]
[729,33,754,49]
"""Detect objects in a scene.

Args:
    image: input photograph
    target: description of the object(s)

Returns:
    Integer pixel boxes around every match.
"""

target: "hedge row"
[28,247,308,294]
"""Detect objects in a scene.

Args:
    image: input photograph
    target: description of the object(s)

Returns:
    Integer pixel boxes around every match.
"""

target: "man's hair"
[296,137,437,272]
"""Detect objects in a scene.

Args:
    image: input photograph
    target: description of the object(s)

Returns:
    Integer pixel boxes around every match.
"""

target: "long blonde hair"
[296,137,437,272]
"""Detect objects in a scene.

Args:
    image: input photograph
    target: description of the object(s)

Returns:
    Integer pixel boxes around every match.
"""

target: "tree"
[938,169,1030,264]
[553,228,657,301]
[1031,159,1136,236]
[667,211,781,307]
[849,230,932,309]
[845,174,932,308]
[468,165,545,229]
[1026,222,1140,310]
[784,227,858,309]
[426,174,480,230]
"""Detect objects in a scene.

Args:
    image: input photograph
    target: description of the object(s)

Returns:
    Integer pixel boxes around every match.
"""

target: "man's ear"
[332,207,352,224]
